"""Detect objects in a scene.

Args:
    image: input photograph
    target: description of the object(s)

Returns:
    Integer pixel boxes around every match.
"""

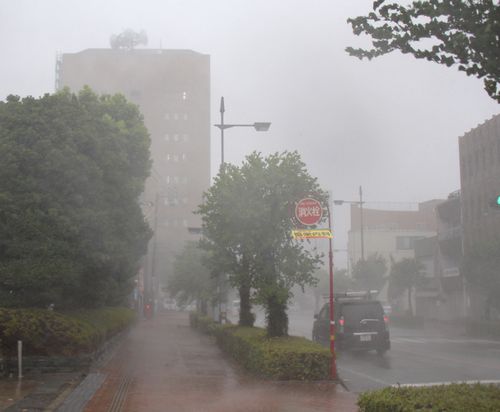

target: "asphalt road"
[253,308,500,394]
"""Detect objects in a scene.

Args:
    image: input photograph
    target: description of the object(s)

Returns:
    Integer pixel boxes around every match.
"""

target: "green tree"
[462,239,500,317]
[0,88,152,308]
[199,152,325,336]
[352,253,387,291]
[389,257,426,316]
[198,163,257,326]
[167,242,216,314]
[346,0,500,103]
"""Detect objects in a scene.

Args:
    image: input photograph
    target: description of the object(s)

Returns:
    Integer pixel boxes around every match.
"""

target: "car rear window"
[341,302,384,323]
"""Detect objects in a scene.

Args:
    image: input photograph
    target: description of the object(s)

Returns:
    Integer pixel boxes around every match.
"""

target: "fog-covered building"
[57,48,211,304]
[348,200,442,275]
[459,114,500,320]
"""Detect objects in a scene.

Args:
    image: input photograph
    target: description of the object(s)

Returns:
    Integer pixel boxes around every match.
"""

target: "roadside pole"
[326,200,338,380]
[292,196,337,380]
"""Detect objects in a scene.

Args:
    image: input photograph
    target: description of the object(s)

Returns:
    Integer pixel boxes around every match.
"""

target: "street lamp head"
[253,122,271,132]
[333,200,344,205]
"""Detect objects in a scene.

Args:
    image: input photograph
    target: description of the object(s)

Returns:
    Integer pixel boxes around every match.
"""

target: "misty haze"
[0,1,499,411]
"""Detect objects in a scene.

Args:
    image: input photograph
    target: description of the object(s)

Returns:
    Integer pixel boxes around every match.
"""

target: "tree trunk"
[200,299,208,315]
[238,281,255,326]
[266,294,288,337]
[408,287,413,317]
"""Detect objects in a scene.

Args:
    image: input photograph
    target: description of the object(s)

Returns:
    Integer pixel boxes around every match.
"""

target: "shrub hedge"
[0,307,135,357]
[190,311,331,380]
[358,384,500,411]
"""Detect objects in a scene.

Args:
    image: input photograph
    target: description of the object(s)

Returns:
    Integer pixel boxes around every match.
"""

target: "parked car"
[312,291,391,355]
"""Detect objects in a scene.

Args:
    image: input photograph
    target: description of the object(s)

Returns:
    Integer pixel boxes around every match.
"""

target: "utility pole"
[359,186,365,261]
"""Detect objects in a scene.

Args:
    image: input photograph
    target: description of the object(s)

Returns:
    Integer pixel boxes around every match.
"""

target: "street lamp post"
[334,185,365,261]
[212,96,271,323]
[214,96,271,167]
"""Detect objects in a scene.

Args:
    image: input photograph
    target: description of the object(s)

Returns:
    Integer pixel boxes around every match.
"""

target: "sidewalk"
[76,311,358,412]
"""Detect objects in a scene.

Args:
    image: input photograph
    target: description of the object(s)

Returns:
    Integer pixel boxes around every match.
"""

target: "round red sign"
[295,198,323,226]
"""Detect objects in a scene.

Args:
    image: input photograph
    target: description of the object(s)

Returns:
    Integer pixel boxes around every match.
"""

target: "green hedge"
[189,311,220,335]
[358,384,500,411]
[0,307,135,357]
[190,311,331,380]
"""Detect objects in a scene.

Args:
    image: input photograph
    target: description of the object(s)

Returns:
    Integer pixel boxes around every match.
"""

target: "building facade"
[348,200,442,273]
[459,114,500,319]
[57,48,211,304]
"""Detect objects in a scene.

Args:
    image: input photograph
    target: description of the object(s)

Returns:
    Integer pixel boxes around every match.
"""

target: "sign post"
[293,196,337,380]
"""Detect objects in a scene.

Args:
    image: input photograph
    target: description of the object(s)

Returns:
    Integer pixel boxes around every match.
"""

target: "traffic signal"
[489,195,500,209]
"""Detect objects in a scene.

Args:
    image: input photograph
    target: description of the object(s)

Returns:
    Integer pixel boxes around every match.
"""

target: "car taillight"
[383,315,389,328]
[339,316,344,333]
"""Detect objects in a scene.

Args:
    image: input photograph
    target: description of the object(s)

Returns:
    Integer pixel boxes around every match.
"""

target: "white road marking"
[338,366,392,386]
[394,379,500,388]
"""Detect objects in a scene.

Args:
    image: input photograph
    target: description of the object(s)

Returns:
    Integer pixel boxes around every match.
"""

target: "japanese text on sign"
[295,198,323,226]
[292,229,333,239]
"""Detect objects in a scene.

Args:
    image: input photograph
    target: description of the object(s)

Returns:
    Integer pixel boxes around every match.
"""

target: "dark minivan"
[312,292,390,355]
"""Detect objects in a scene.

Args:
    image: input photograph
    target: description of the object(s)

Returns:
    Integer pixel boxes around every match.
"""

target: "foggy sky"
[1,0,498,268]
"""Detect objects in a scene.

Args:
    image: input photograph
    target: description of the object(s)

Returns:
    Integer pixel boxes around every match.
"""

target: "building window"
[164,134,170,142]
[173,134,179,142]
[181,153,187,161]
[173,113,179,120]
[165,113,170,120]
[182,91,188,100]
[183,113,188,120]
[396,236,423,250]
[182,134,189,142]
[166,153,171,161]
[182,219,188,227]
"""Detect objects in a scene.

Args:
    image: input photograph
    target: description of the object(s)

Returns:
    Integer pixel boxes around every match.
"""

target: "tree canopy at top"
[346,0,500,103]
[0,88,152,308]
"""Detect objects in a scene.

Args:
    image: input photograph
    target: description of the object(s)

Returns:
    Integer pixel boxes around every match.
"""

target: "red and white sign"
[295,197,323,226]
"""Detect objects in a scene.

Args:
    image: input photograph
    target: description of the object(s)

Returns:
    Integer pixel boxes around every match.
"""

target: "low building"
[348,200,442,275]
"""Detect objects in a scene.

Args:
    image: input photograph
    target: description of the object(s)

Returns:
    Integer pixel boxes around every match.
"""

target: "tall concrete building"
[459,113,500,319]
[57,48,211,304]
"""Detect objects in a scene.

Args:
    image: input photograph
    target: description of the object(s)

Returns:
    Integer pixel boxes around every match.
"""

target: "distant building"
[459,114,500,319]
[348,200,442,276]
[434,191,465,320]
[57,48,211,303]
[412,191,465,321]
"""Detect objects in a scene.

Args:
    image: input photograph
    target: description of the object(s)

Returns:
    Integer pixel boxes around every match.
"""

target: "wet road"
[81,311,357,412]
[283,309,500,393]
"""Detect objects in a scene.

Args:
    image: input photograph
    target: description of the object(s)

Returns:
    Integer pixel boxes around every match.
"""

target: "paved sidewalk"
[80,311,358,412]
